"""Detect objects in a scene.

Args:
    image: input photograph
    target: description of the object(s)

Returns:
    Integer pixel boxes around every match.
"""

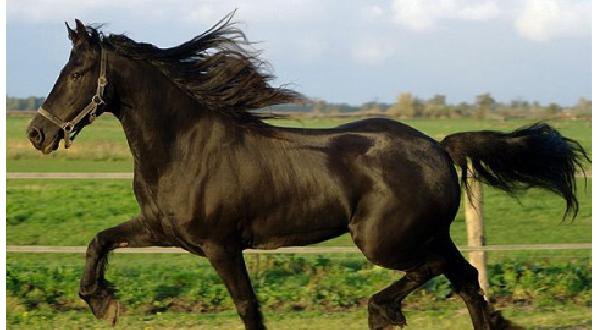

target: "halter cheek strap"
[37,48,108,149]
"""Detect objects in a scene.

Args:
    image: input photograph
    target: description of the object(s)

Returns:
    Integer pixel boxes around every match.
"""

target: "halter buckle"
[97,77,108,87]
[92,95,104,105]
[63,122,75,133]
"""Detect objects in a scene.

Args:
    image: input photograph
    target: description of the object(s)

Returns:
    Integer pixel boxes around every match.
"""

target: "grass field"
[7,304,592,329]
[6,114,592,328]
[6,253,592,328]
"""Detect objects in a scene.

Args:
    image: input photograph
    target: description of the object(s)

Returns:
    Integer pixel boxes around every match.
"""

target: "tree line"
[382,93,591,120]
[7,96,46,112]
[270,93,591,120]
[7,94,592,120]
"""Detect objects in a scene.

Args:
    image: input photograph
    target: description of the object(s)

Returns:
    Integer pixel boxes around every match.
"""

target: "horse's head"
[27,19,107,154]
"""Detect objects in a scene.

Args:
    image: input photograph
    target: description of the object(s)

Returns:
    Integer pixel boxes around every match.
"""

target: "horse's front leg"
[79,217,157,325]
[202,242,265,330]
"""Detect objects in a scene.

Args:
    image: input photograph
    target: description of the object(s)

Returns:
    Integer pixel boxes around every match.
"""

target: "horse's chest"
[132,173,189,228]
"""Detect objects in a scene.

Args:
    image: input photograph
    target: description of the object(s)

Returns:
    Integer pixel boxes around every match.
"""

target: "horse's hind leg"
[442,242,518,330]
[368,257,445,329]
[79,217,157,325]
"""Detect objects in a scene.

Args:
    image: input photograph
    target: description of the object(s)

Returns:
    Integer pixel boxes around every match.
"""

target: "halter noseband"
[37,48,108,149]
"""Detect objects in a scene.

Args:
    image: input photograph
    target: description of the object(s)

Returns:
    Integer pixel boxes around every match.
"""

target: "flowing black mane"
[95,13,303,120]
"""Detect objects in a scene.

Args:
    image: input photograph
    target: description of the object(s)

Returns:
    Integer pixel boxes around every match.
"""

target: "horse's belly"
[246,203,350,249]
[249,226,348,249]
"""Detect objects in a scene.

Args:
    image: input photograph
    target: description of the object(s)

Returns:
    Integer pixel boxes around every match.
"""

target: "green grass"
[7,180,139,245]
[7,159,133,173]
[6,178,591,247]
[6,253,591,329]
[6,304,592,329]
[8,114,591,172]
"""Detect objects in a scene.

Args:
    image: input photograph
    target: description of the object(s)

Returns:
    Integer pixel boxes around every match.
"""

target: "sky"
[6,0,592,106]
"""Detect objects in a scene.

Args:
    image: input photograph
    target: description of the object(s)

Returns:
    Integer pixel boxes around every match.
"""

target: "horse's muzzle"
[26,116,62,154]
[27,126,44,149]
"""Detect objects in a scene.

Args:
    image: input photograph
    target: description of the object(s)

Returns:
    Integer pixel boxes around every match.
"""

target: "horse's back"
[330,118,458,205]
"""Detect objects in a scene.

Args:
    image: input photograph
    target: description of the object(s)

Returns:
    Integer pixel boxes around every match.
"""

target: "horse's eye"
[72,72,82,79]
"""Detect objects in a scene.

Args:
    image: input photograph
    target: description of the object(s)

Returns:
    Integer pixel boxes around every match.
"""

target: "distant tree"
[475,93,495,119]
[530,101,543,115]
[424,94,449,118]
[313,100,328,114]
[573,97,592,114]
[360,101,384,114]
[546,102,561,116]
[369,103,382,114]
[388,92,416,118]
[6,97,18,110]
[453,101,471,117]
[328,104,340,114]
[412,98,424,118]
[6,96,45,111]
[508,99,530,117]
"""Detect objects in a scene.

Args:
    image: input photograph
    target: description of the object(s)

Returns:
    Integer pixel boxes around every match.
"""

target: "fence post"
[465,164,489,297]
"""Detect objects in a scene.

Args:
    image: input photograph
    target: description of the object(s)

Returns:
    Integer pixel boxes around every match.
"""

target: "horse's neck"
[110,56,218,174]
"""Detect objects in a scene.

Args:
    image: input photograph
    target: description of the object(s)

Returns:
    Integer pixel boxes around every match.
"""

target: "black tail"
[441,122,589,220]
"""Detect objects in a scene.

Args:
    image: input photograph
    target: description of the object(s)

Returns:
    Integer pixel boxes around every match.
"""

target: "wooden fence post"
[465,164,489,297]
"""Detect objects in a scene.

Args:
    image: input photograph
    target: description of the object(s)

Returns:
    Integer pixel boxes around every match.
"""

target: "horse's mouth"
[41,135,61,154]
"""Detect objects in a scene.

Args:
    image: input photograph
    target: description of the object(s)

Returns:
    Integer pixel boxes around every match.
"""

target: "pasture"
[6,114,592,328]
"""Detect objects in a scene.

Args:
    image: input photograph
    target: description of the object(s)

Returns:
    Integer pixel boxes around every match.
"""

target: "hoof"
[368,298,407,329]
[81,286,120,326]
[90,295,120,326]
[102,297,119,326]
[490,309,524,330]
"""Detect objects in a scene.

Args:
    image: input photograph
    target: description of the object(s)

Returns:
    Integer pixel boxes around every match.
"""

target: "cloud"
[352,38,396,65]
[364,4,385,20]
[7,0,141,23]
[7,0,325,26]
[184,4,221,25]
[391,0,500,31]
[514,0,591,42]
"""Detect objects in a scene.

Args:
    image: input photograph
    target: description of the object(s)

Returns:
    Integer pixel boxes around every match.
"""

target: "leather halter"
[37,48,108,149]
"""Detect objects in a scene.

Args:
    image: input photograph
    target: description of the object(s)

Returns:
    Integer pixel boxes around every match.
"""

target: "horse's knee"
[86,219,144,254]
[86,232,110,256]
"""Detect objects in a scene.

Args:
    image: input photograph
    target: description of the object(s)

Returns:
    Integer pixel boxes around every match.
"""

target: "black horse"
[27,15,588,330]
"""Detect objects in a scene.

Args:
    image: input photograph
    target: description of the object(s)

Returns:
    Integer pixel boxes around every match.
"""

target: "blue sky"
[7,0,591,106]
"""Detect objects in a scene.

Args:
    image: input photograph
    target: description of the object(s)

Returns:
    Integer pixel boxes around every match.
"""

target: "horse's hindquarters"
[346,135,460,271]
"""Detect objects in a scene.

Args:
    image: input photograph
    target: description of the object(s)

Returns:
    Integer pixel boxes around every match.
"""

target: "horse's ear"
[65,22,77,42]
[75,19,87,35]
[67,19,90,46]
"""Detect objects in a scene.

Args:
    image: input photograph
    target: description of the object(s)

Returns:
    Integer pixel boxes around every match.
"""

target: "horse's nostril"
[27,127,43,147]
